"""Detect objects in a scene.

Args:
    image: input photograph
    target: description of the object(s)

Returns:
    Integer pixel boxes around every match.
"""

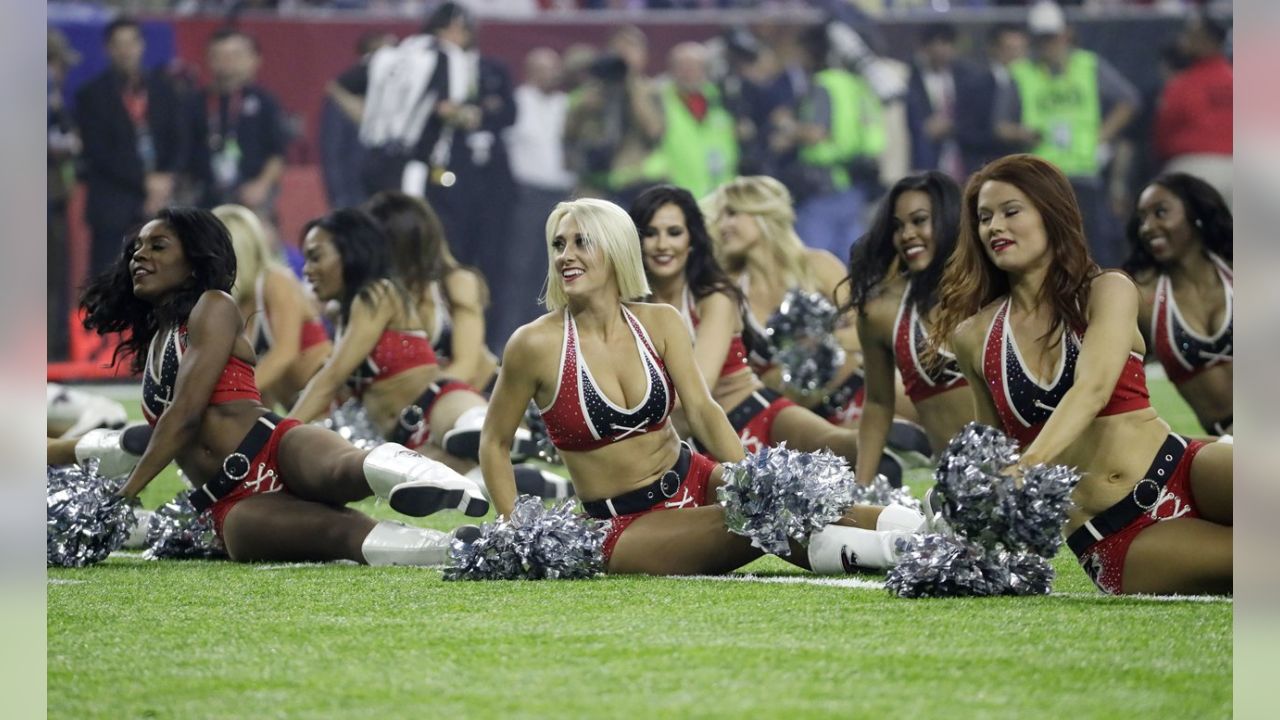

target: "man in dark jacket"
[75,17,183,274]
[189,28,288,216]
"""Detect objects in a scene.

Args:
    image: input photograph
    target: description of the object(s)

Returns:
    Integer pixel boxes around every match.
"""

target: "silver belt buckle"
[659,469,681,498]
[222,451,252,481]
[399,404,425,432]
[1131,477,1161,511]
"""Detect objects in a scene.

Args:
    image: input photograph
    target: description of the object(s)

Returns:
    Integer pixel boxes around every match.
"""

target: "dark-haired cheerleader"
[81,207,487,566]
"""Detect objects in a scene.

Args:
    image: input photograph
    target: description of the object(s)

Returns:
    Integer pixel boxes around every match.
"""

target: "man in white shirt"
[497,47,576,348]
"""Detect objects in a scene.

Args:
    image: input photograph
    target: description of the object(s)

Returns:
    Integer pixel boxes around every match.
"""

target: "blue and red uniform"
[539,305,715,561]
[979,297,1206,595]
[142,325,300,536]
[893,281,968,405]
[1151,252,1232,385]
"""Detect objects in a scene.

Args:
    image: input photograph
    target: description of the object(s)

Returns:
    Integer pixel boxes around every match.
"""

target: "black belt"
[582,442,693,519]
[1066,434,1188,558]
[725,389,782,432]
[1208,415,1232,436]
[388,379,458,445]
[189,412,283,512]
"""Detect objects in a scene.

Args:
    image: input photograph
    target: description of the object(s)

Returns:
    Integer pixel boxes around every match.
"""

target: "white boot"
[49,385,128,438]
[360,521,454,566]
[876,503,928,533]
[807,505,927,573]
[441,406,487,460]
[75,427,145,479]
[363,443,489,517]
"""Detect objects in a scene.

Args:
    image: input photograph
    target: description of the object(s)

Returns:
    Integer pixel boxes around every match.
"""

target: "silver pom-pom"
[47,462,136,568]
[933,422,1080,555]
[444,496,605,580]
[318,398,384,450]
[523,401,561,465]
[767,290,847,394]
[886,422,1077,599]
[717,445,855,556]
[885,534,1054,598]
[850,474,923,514]
[143,493,227,560]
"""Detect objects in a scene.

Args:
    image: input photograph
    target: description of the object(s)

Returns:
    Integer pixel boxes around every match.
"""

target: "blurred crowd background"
[47,0,1232,375]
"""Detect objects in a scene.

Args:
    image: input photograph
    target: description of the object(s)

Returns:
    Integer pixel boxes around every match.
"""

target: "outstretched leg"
[275,425,488,517]
[771,405,859,464]
[221,492,376,563]
[1188,441,1232,525]
[1121,517,1232,595]
[274,424,372,504]
[608,467,923,576]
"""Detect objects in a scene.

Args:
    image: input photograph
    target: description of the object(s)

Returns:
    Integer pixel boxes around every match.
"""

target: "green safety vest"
[640,82,739,199]
[799,69,885,189]
[1009,50,1101,177]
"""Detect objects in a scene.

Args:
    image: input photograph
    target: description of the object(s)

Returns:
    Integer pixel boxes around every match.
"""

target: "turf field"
[47,379,1231,719]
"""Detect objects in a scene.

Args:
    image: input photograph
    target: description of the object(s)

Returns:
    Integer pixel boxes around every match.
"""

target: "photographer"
[564,26,664,207]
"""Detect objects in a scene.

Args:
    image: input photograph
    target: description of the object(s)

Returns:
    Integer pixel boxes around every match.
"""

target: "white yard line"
[676,574,1231,602]
[1056,592,1232,604]
[678,574,884,590]
[255,560,361,570]
[48,578,87,585]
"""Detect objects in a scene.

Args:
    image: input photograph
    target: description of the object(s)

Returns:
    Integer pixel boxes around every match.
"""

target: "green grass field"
[47,380,1231,719]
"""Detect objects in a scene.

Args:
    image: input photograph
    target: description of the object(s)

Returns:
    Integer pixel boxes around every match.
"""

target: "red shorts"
[1072,436,1207,594]
[727,390,797,455]
[600,451,719,563]
[400,379,476,450]
[210,418,303,537]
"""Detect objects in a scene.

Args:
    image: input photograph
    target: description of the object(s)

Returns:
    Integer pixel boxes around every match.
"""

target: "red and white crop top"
[142,325,261,426]
[539,305,675,452]
[982,299,1150,447]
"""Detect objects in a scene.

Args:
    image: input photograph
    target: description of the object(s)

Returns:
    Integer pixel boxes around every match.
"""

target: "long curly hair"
[844,171,961,317]
[1123,172,1233,277]
[363,190,489,307]
[703,175,817,292]
[80,207,237,373]
[304,208,406,325]
[629,185,745,307]
[932,155,1100,354]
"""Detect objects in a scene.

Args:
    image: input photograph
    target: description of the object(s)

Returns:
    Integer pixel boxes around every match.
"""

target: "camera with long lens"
[587,54,629,83]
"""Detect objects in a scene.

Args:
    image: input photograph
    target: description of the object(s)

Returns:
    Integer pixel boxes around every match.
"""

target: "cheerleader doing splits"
[479,198,929,575]
[935,156,1231,595]
[843,172,977,487]
[80,207,487,565]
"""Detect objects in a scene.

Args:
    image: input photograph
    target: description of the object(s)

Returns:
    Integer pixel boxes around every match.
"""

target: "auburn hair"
[932,154,1100,354]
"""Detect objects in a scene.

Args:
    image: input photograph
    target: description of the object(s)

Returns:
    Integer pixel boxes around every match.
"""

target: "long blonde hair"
[213,204,279,303]
[703,175,817,291]
[543,198,651,312]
